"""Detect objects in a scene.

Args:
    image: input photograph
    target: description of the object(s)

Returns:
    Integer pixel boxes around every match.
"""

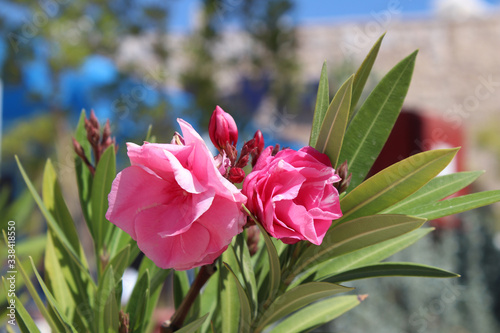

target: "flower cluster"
[106,106,343,270]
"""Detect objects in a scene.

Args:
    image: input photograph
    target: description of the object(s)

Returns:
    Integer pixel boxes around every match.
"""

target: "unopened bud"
[229,167,245,183]
[209,105,238,151]
[251,130,264,167]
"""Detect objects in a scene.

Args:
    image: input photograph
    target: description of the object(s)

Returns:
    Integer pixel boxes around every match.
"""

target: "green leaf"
[2,277,41,333]
[29,257,77,332]
[90,145,116,260]
[174,270,190,310]
[403,190,500,220]
[107,228,138,261]
[13,252,60,332]
[176,313,209,333]
[15,157,88,274]
[350,33,385,117]
[42,160,94,330]
[309,62,330,147]
[339,50,418,190]
[255,282,352,332]
[44,232,89,330]
[323,262,459,284]
[288,214,426,283]
[42,160,87,264]
[199,269,219,333]
[233,233,258,317]
[256,221,281,305]
[74,110,93,234]
[219,252,240,333]
[107,244,131,283]
[338,148,458,224]
[95,266,119,333]
[127,270,150,332]
[224,263,253,333]
[271,295,364,333]
[243,205,281,306]
[309,228,434,285]
[315,75,353,168]
[384,170,484,214]
[134,257,171,332]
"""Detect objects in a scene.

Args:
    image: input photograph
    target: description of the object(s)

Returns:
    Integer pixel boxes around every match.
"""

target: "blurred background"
[1,0,500,332]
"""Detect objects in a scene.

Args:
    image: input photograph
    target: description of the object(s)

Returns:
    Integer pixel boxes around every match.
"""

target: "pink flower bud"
[209,106,238,151]
[253,130,264,155]
[229,167,245,183]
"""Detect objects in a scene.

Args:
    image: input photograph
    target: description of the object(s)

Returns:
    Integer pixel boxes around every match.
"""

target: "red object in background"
[368,108,467,229]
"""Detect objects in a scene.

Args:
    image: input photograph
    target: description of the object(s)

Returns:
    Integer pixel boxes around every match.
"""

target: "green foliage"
[8,35,500,333]
[7,111,168,332]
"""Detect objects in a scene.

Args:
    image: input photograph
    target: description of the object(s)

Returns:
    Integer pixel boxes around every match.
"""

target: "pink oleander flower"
[242,146,342,245]
[209,105,238,151]
[106,119,247,270]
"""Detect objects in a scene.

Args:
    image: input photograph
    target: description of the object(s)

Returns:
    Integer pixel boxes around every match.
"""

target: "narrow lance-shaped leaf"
[339,50,418,191]
[307,228,434,285]
[271,295,364,333]
[91,145,116,260]
[2,276,41,333]
[309,62,330,147]
[254,282,352,333]
[15,157,88,272]
[220,248,241,333]
[234,233,258,317]
[95,266,119,333]
[350,33,385,118]
[322,262,459,284]
[126,270,150,332]
[74,110,93,233]
[29,257,77,332]
[175,313,209,333]
[42,159,87,264]
[174,270,190,310]
[3,239,59,333]
[242,205,281,306]
[403,190,500,220]
[288,214,426,283]
[315,75,353,168]
[338,148,458,224]
[383,170,484,214]
[223,263,252,333]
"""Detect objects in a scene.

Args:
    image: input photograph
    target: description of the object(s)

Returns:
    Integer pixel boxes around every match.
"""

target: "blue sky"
[169,0,500,31]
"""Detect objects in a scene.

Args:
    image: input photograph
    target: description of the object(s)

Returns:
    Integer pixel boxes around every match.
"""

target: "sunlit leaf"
[255,282,352,332]
[350,33,385,117]
[315,75,353,168]
[224,263,252,333]
[307,228,434,285]
[403,190,500,220]
[288,214,426,283]
[271,295,364,333]
[338,148,458,224]
[384,170,483,214]
[339,50,418,190]
[309,62,330,147]
[176,313,209,333]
